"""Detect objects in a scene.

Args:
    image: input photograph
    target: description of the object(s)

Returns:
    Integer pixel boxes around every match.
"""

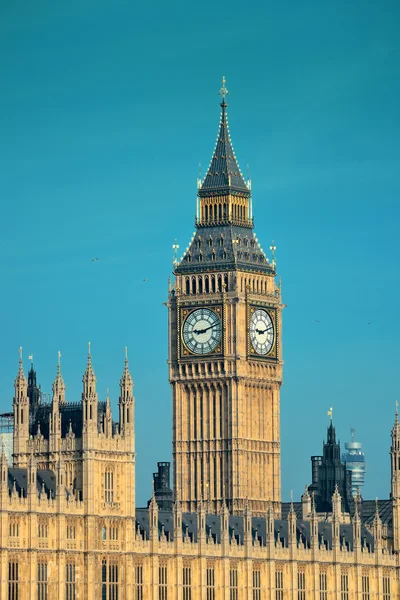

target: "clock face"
[250,308,274,355]
[182,308,222,355]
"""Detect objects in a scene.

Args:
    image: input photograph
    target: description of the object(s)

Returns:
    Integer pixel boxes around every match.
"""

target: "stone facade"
[1,84,399,599]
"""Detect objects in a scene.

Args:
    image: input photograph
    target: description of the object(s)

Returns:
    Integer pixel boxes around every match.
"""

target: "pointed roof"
[198,78,250,198]
[14,347,27,388]
[52,351,66,401]
[120,347,133,389]
[83,342,96,383]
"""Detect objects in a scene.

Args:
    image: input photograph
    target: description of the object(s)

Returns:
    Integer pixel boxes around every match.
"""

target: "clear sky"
[1,0,399,507]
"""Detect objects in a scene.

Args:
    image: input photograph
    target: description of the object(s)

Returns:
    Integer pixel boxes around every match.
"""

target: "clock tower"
[168,79,283,516]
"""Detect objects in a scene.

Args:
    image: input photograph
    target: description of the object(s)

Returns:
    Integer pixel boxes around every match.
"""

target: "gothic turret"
[52,351,66,406]
[391,403,400,550]
[82,343,98,434]
[308,410,352,514]
[50,351,63,452]
[27,355,40,408]
[119,347,134,438]
[13,348,29,460]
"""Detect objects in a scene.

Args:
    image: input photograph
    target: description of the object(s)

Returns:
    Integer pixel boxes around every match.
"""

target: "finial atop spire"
[88,341,91,358]
[328,407,333,423]
[124,346,128,362]
[218,75,229,105]
[19,346,23,362]
[396,400,399,422]
[57,350,61,371]
[28,353,34,367]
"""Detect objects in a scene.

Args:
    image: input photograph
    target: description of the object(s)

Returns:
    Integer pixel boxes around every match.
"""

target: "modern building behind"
[342,428,367,497]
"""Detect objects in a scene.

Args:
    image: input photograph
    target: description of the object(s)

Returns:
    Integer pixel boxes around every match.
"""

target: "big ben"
[168,78,283,516]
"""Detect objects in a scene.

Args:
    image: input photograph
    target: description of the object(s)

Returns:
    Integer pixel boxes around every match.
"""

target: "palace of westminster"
[1,80,398,599]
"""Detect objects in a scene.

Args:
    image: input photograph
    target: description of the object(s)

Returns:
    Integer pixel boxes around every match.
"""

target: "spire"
[14,346,27,388]
[82,342,96,393]
[52,351,66,404]
[120,346,133,392]
[198,76,250,198]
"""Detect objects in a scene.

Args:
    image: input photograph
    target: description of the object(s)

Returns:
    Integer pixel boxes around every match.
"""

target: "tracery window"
[362,575,370,600]
[37,562,48,600]
[383,576,391,600]
[66,522,76,539]
[206,566,215,600]
[102,559,118,600]
[109,526,119,540]
[253,568,261,600]
[159,564,167,600]
[183,565,192,600]
[340,574,349,600]
[66,563,76,600]
[319,572,327,600]
[38,520,48,539]
[229,567,238,600]
[9,520,19,537]
[8,561,18,600]
[104,471,114,504]
[298,571,306,600]
[275,569,284,600]
[135,564,143,600]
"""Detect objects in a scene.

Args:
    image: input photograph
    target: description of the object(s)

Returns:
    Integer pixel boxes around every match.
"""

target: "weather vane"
[219,76,229,101]
[328,407,333,422]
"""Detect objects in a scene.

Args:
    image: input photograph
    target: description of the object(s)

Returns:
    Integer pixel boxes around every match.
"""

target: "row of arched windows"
[184,274,229,295]
[201,202,247,223]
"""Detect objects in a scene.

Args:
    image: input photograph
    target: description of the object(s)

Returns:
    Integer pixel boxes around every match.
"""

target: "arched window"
[218,204,222,219]
[223,203,227,218]
[185,278,190,295]
[205,205,208,221]
[218,276,222,292]
[211,276,216,293]
[224,274,229,290]
[205,276,210,293]
[192,277,197,294]
[198,277,203,293]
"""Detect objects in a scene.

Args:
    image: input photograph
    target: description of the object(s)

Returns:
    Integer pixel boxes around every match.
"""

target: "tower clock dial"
[182,308,222,355]
[250,308,274,355]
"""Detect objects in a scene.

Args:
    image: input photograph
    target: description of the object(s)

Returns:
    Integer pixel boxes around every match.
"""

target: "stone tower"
[168,79,283,516]
[391,404,400,550]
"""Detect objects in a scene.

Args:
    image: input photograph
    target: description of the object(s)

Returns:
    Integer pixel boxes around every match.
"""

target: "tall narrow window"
[135,565,143,600]
[319,573,327,600]
[8,561,18,600]
[298,571,306,600]
[66,564,76,600]
[183,566,191,600]
[383,576,391,600]
[159,564,167,600]
[362,575,370,600]
[101,559,119,600]
[104,471,114,504]
[253,568,261,600]
[340,574,349,600]
[229,568,238,600]
[276,569,283,600]
[206,567,215,600]
[38,563,48,600]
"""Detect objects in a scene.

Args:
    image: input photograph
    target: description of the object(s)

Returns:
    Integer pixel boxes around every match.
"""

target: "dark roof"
[29,400,108,439]
[198,101,250,197]
[134,506,380,551]
[8,468,56,499]
[175,225,275,275]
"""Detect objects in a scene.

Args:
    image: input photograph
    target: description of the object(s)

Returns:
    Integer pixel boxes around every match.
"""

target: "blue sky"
[1,0,399,507]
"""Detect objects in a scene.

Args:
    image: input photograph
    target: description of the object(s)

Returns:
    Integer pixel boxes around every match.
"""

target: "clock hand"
[193,324,217,335]
[256,326,273,335]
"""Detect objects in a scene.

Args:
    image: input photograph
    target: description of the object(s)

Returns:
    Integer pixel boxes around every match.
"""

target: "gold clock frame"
[247,305,278,360]
[180,305,223,357]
